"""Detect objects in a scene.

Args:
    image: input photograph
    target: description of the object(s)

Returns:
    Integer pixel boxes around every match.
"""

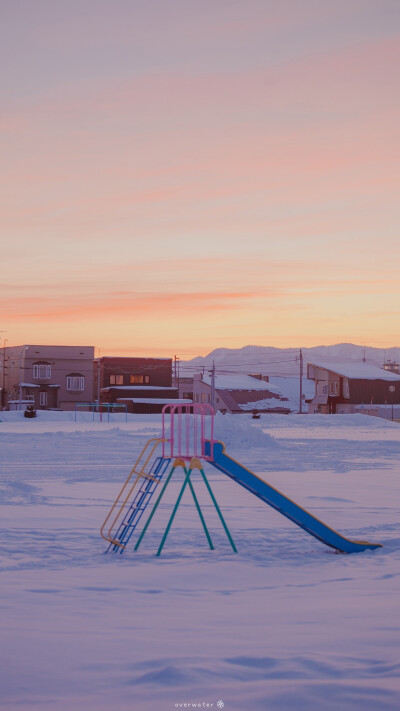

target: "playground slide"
[206,441,382,554]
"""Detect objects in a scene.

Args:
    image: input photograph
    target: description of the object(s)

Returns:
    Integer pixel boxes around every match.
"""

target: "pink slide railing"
[161,403,214,461]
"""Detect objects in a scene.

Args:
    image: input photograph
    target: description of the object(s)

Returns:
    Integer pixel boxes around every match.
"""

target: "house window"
[66,375,85,391]
[322,384,328,395]
[109,374,124,385]
[201,393,210,403]
[129,375,150,384]
[330,381,338,395]
[39,391,48,407]
[33,363,51,379]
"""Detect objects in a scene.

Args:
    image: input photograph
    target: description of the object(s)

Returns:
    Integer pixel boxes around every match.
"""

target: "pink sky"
[1,0,400,356]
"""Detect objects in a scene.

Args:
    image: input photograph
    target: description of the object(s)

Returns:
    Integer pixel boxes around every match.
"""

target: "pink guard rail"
[161,403,215,461]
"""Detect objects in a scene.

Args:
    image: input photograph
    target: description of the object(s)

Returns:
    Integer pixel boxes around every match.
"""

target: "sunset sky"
[2,0,400,356]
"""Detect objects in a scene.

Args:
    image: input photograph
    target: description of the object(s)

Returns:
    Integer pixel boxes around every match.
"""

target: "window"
[129,374,150,384]
[330,381,338,395]
[322,384,328,395]
[33,363,51,379]
[201,393,210,403]
[66,375,85,391]
[39,391,48,406]
[109,374,123,385]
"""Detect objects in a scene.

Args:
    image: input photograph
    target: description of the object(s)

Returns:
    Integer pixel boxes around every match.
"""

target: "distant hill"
[180,343,400,377]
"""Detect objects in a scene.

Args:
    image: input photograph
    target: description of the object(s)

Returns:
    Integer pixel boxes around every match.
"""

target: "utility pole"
[0,337,7,409]
[299,348,303,414]
[2,338,8,409]
[210,360,216,412]
[97,358,101,409]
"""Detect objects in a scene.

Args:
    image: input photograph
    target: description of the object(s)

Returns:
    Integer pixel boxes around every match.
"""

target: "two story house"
[307,361,400,416]
[95,356,182,413]
[2,345,94,410]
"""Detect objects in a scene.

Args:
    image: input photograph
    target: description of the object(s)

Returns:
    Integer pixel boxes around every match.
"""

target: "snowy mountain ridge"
[181,343,400,377]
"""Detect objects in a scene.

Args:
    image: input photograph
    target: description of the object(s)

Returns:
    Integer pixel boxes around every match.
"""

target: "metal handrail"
[100,437,168,547]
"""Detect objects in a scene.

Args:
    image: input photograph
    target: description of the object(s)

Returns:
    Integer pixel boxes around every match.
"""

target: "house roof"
[116,398,190,404]
[101,386,177,392]
[308,362,400,381]
[201,373,277,391]
[216,388,290,413]
[309,394,328,405]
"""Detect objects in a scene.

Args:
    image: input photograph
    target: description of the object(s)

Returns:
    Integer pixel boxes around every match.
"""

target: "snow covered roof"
[201,374,276,391]
[268,376,314,411]
[309,362,400,381]
[239,398,291,412]
[21,383,60,388]
[101,386,177,392]
[116,398,191,404]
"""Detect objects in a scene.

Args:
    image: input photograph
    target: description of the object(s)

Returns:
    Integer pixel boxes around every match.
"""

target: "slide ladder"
[206,441,382,554]
[108,456,171,553]
[101,438,170,552]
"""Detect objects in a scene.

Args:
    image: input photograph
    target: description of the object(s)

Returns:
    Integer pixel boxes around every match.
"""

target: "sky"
[1,0,400,357]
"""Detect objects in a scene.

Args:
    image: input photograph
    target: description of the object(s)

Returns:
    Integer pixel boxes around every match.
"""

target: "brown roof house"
[192,373,291,414]
[95,356,187,413]
[2,344,94,411]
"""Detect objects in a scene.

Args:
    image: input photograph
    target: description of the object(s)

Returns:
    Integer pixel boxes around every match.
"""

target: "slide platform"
[205,441,382,554]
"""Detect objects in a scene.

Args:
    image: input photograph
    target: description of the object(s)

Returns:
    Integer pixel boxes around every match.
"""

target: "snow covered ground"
[1,410,400,710]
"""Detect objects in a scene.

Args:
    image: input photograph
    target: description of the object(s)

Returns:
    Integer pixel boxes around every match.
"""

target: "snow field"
[1,412,400,710]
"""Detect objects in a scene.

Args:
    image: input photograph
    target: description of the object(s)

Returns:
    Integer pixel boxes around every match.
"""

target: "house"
[307,361,400,416]
[1,344,94,410]
[95,356,185,413]
[173,375,194,401]
[192,373,291,414]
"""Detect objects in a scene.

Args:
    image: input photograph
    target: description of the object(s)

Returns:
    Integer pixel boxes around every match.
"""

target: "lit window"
[130,375,150,384]
[67,375,85,391]
[33,363,51,379]
[110,374,123,385]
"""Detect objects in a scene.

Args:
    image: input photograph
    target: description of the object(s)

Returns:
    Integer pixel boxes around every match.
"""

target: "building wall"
[307,364,400,414]
[192,377,224,410]
[3,345,94,410]
[95,357,172,396]
[348,379,400,405]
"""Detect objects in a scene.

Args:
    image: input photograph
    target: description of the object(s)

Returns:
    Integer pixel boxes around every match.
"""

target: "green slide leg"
[156,468,193,556]
[200,468,237,553]
[134,465,177,551]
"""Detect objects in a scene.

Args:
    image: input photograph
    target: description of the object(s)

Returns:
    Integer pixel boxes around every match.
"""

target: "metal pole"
[134,464,178,551]
[156,467,193,556]
[211,360,216,412]
[1,338,7,409]
[299,348,303,414]
[97,359,101,410]
[19,346,27,410]
[199,468,237,552]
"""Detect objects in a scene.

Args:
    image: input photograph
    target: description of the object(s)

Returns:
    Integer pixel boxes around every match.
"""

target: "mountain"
[179,343,400,378]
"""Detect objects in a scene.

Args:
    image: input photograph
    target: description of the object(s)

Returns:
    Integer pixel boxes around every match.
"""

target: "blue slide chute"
[205,441,382,554]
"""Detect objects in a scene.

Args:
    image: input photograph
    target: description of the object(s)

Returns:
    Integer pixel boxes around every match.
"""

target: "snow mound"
[213,413,278,450]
